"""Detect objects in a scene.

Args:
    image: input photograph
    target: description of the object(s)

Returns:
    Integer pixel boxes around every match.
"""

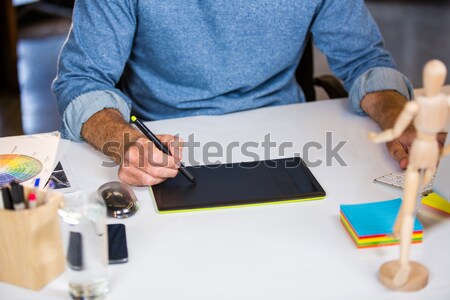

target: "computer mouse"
[97,181,139,218]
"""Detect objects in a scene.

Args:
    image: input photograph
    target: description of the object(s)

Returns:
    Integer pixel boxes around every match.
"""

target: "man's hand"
[81,108,183,186]
[362,91,413,169]
[118,135,183,186]
[361,91,414,169]
[385,125,416,170]
[361,91,446,169]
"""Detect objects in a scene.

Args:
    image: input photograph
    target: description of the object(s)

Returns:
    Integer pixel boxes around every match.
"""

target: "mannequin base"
[379,260,429,292]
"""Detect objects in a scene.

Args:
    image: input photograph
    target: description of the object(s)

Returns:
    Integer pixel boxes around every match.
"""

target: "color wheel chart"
[0,154,43,187]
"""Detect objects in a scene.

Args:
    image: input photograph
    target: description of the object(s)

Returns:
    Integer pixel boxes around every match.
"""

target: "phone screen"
[108,223,128,264]
[67,224,128,268]
[67,232,83,270]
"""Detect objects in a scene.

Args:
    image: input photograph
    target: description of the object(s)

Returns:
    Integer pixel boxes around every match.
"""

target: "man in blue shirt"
[53,0,421,186]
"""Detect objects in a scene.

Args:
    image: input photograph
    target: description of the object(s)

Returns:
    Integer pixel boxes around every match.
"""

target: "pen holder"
[0,187,65,290]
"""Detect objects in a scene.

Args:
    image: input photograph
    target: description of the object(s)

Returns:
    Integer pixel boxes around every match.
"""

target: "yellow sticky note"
[422,193,450,215]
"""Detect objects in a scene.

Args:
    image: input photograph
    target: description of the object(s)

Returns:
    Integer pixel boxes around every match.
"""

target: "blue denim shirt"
[52,0,413,141]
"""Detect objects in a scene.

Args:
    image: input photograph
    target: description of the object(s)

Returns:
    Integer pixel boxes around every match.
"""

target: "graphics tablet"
[152,157,325,213]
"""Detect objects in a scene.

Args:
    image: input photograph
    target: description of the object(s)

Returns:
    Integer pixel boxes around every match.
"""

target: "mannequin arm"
[369,101,419,144]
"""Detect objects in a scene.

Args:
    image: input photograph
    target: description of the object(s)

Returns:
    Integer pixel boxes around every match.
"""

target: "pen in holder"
[0,186,65,290]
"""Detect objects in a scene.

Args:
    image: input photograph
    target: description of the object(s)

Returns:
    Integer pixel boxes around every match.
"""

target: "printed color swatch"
[0,154,43,187]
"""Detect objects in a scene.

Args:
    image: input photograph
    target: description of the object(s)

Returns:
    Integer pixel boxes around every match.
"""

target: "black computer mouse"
[97,181,139,218]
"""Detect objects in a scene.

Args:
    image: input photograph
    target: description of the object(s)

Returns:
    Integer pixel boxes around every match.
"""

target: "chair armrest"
[313,75,348,99]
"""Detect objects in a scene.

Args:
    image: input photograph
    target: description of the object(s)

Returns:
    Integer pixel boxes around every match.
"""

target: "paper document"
[0,132,60,189]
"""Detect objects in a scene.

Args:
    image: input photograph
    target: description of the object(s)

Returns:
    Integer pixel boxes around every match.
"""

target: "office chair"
[296,34,348,102]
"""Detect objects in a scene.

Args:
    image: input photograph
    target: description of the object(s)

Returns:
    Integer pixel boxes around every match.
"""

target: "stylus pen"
[131,116,196,184]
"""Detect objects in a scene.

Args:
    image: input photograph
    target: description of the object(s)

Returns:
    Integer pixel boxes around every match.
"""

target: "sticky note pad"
[422,193,450,215]
[340,199,423,248]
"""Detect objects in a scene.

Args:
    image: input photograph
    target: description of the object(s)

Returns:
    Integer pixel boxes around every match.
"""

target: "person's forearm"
[81,108,143,164]
[360,91,408,130]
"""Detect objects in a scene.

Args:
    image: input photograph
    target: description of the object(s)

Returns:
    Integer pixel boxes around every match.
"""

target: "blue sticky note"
[340,199,423,237]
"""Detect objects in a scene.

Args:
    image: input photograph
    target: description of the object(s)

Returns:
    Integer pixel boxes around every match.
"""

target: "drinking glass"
[58,191,109,299]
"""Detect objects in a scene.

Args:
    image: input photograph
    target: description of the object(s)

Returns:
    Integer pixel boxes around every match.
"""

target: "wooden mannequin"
[369,60,449,291]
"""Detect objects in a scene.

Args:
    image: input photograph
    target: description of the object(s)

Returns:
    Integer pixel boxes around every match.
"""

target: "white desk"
[1,98,450,299]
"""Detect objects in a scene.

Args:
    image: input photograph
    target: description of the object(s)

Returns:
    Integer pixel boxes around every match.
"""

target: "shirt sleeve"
[349,67,414,115]
[61,90,131,141]
[310,0,413,114]
[52,0,137,142]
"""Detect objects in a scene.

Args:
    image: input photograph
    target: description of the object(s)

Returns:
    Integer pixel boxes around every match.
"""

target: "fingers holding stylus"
[118,136,182,186]
[157,134,184,161]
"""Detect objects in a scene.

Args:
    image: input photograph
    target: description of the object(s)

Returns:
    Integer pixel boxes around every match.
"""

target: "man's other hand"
[385,125,415,170]
[362,91,446,169]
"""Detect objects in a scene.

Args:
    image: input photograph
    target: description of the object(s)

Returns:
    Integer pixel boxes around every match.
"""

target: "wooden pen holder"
[0,187,65,290]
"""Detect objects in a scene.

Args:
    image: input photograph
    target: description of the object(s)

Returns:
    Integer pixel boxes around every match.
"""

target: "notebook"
[340,199,423,248]
[151,157,325,213]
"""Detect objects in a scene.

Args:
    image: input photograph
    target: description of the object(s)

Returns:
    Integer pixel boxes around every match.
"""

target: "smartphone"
[67,232,83,270]
[108,223,128,264]
[67,224,128,269]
